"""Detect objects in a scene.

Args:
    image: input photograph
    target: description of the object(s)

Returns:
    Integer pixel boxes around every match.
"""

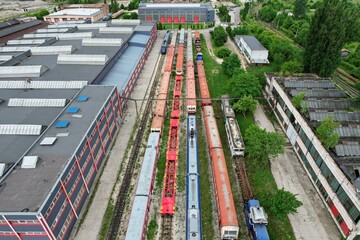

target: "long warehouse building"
[138,3,215,23]
[264,74,360,239]
[0,19,156,239]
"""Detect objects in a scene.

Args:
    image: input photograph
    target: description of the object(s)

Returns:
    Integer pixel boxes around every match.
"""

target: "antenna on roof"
[24,78,31,92]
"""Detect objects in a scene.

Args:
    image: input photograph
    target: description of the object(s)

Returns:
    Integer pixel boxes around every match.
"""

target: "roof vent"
[77,96,89,101]
[21,156,39,169]
[55,121,69,128]
[40,137,57,146]
[67,107,79,113]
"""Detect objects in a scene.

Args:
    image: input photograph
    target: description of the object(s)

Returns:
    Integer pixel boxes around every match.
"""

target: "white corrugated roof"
[0,46,31,52]
[30,45,75,55]
[7,39,47,45]
[40,137,57,146]
[99,27,133,34]
[23,32,94,40]
[0,55,13,61]
[0,124,43,135]
[47,24,78,29]
[77,23,108,29]
[22,33,59,39]
[82,38,123,46]
[57,54,109,65]
[36,28,69,33]
[21,156,39,169]
[0,65,48,78]
[49,8,101,16]
[111,19,140,25]
[8,98,68,107]
[0,81,87,89]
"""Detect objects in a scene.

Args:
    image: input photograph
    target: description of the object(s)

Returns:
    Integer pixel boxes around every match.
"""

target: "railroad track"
[336,69,358,84]
[106,53,165,240]
[234,156,253,201]
[333,76,360,98]
[160,216,173,240]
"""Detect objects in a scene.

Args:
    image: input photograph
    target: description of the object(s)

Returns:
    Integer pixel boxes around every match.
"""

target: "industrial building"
[138,3,215,23]
[235,35,269,65]
[264,74,360,239]
[44,3,109,24]
[0,19,156,239]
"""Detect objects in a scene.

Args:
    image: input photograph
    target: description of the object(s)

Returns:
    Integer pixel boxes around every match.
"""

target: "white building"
[44,8,105,24]
[264,74,360,239]
[235,35,269,65]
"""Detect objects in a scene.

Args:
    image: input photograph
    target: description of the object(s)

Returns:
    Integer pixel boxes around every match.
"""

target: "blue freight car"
[161,30,171,54]
[186,115,202,240]
[246,199,270,240]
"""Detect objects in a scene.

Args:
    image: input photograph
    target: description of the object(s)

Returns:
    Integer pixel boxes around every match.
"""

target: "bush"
[26,9,49,20]
[216,47,231,58]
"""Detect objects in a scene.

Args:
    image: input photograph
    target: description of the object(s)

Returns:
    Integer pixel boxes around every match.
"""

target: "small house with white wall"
[235,35,269,65]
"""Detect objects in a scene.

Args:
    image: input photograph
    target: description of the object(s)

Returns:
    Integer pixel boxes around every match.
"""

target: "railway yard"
[0,10,358,239]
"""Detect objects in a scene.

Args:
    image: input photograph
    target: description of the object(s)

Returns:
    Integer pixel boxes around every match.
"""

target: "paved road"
[253,103,341,240]
[74,32,164,240]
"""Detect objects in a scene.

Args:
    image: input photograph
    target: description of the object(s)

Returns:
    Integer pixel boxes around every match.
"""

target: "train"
[161,30,181,215]
[176,28,185,75]
[186,29,196,114]
[186,29,202,240]
[161,29,171,54]
[246,199,270,240]
[196,32,239,239]
[125,31,175,240]
[195,31,201,52]
[221,96,245,157]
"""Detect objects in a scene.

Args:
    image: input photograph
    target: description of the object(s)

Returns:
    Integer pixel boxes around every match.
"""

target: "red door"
[167,16,172,23]
[340,221,350,236]
[173,17,179,23]
[180,16,186,23]
[146,16,152,22]
[194,16,199,23]
[160,16,165,23]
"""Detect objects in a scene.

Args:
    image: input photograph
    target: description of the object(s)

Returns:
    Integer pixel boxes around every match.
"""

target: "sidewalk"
[74,32,164,240]
[253,103,340,240]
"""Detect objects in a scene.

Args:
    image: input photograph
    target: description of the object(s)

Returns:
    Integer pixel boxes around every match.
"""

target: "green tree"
[269,188,303,220]
[120,4,125,9]
[213,26,228,47]
[241,2,250,20]
[316,116,340,149]
[226,25,233,39]
[293,0,307,19]
[216,47,231,58]
[222,54,241,76]
[233,95,257,116]
[218,5,228,18]
[273,52,285,71]
[130,12,138,19]
[228,73,262,98]
[281,60,303,74]
[259,6,277,23]
[291,92,306,109]
[304,0,360,77]
[244,124,285,163]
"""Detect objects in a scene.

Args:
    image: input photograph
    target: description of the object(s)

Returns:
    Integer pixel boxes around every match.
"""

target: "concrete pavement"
[253,103,340,240]
[74,32,164,240]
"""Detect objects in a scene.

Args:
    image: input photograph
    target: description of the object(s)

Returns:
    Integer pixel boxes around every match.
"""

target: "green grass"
[146,219,158,240]
[99,200,114,240]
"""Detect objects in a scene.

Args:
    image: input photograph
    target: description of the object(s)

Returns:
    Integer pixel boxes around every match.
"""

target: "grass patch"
[146,219,158,240]
[99,200,114,240]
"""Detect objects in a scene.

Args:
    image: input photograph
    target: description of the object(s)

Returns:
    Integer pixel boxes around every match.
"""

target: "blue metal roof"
[77,96,89,101]
[55,120,69,128]
[101,45,145,93]
[67,107,79,113]
[129,34,150,47]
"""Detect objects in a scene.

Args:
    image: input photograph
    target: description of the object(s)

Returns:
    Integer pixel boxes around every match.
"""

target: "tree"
[281,60,303,74]
[226,25,233,39]
[218,5,228,18]
[241,2,250,20]
[293,0,307,19]
[304,0,360,77]
[269,188,303,220]
[130,12,138,19]
[228,73,262,98]
[244,125,285,163]
[120,4,125,9]
[291,92,306,109]
[316,117,340,149]
[273,53,285,71]
[233,95,257,116]
[212,26,228,47]
[222,54,241,76]
[259,6,277,23]
[216,47,231,58]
